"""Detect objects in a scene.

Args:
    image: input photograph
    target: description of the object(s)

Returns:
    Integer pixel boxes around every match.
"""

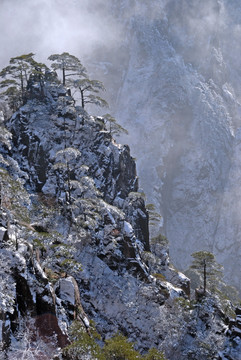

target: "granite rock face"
[0,76,175,356]
[95,0,241,291]
[0,71,240,359]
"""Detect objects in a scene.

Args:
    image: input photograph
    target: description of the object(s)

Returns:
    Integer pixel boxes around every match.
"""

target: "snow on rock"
[0,59,238,359]
[123,221,134,236]
[0,227,7,242]
[101,0,241,293]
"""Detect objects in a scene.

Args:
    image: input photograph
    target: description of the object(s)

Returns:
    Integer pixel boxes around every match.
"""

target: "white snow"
[123,221,134,237]
[110,0,241,290]
[0,227,7,242]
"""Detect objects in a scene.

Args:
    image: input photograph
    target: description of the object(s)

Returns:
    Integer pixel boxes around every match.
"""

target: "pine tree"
[73,78,108,109]
[190,251,223,294]
[103,113,128,136]
[0,54,34,100]
[48,52,109,110]
[146,203,162,227]
[0,53,45,110]
[48,52,86,86]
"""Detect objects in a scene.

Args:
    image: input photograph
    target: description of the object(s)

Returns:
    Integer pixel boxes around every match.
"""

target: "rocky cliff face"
[0,72,240,359]
[91,0,241,291]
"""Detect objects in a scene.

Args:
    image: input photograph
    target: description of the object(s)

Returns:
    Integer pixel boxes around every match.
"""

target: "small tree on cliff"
[53,147,81,205]
[0,53,34,101]
[103,113,128,136]
[48,52,108,110]
[146,203,162,227]
[73,78,108,109]
[48,52,86,86]
[190,251,223,294]
[0,53,46,110]
[27,62,49,97]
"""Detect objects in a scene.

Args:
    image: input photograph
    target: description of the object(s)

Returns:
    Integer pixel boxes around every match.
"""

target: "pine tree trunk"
[66,162,71,205]
[20,71,24,102]
[63,67,65,86]
[81,89,85,108]
[203,259,207,294]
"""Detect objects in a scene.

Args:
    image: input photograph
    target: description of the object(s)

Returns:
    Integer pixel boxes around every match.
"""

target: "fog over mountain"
[0,0,121,69]
[1,0,241,290]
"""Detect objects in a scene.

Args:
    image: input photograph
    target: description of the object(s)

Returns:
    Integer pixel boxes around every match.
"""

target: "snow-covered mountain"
[90,0,241,291]
[2,0,241,357]
[1,64,241,359]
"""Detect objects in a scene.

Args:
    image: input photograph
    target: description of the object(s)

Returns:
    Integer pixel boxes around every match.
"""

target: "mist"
[0,0,122,70]
[2,0,241,290]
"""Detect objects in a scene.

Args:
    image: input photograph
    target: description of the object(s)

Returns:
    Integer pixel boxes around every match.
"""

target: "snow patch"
[123,221,134,236]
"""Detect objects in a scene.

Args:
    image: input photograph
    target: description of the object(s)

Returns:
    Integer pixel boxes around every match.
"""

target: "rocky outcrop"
[0,71,240,359]
[217,307,241,360]
[7,79,138,203]
[0,76,161,356]
[0,215,69,355]
[228,307,241,339]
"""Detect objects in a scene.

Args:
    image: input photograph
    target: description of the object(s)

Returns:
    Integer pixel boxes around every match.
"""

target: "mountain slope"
[0,67,240,359]
[94,0,241,291]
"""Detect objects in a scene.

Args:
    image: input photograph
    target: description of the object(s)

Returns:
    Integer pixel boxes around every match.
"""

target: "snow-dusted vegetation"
[0,43,240,359]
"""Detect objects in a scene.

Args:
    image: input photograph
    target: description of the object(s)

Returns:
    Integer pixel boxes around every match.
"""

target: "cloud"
[0,0,122,68]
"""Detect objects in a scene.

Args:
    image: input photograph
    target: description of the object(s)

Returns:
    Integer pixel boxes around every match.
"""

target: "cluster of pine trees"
[0,52,104,110]
[0,52,127,136]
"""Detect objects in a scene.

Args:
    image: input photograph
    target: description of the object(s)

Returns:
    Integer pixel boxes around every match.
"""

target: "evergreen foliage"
[63,320,101,359]
[48,52,86,86]
[48,52,108,109]
[151,233,168,247]
[103,113,128,136]
[143,348,167,360]
[0,53,125,132]
[0,53,46,110]
[102,333,141,360]
[190,251,223,294]
[146,203,162,227]
[63,322,167,360]
[73,78,108,109]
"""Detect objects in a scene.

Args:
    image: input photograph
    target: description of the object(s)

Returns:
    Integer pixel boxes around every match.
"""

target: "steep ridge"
[97,0,241,290]
[0,70,184,358]
[0,68,240,359]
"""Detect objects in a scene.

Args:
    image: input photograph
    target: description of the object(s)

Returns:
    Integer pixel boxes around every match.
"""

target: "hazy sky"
[0,0,121,69]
